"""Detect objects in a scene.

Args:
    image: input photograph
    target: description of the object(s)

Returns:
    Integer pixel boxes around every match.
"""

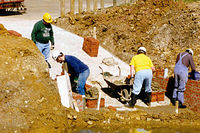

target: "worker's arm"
[130,65,135,78]
[49,25,54,45]
[175,53,180,64]
[31,23,39,44]
[151,66,155,72]
[149,58,155,72]
[189,56,196,72]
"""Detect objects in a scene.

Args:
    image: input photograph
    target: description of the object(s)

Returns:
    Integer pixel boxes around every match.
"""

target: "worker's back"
[130,54,153,72]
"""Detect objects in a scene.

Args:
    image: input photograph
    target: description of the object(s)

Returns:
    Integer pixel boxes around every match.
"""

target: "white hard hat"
[52,50,62,61]
[138,47,146,53]
[187,49,194,56]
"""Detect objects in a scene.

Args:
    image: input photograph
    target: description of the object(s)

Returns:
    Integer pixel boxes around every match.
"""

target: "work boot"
[171,98,176,106]
[146,92,152,107]
[128,93,138,107]
[179,102,187,108]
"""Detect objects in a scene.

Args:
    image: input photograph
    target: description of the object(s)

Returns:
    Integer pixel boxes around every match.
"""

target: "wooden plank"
[87,0,90,12]
[93,0,97,11]
[78,0,83,13]
[113,0,116,6]
[60,0,65,18]
[57,75,73,108]
[100,0,104,9]
[70,0,75,14]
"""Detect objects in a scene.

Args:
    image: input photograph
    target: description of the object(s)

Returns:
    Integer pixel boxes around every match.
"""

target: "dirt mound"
[54,0,200,76]
[0,25,71,132]
[0,24,200,132]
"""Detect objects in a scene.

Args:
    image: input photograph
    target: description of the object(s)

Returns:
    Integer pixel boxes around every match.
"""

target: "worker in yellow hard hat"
[129,47,155,107]
[31,13,54,68]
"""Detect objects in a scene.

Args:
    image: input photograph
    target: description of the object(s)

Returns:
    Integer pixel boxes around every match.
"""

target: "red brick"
[86,98,105,108]
[107,106,117,111]
[151,92,157,102]
[82,37,99,57]
[8,30,22,37]
[157,97,164,101]
[85,84,92,91]
[157,92,165,101]
[155,69,164,77]
[72,92,82,101]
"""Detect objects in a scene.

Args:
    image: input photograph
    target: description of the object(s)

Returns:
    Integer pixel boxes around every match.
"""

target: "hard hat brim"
[44,18,53,23]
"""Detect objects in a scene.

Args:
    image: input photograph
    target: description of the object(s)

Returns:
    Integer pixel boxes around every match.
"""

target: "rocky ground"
[1,0,200,132]
[54,0,200,76]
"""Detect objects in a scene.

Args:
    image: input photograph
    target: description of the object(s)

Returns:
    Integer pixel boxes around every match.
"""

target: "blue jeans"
[36,41,50,60]
[132,69,153,95]
[77,69,90,95]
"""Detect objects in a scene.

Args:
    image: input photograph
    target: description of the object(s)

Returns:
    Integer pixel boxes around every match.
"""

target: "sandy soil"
[0,0,200,132]
[54,0,200,77]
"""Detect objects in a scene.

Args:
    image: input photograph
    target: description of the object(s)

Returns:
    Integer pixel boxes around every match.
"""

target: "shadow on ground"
[0,11,24,16]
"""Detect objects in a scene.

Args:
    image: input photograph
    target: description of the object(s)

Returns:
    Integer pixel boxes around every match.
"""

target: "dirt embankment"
[54,0,200,76]
[0,24,70,132]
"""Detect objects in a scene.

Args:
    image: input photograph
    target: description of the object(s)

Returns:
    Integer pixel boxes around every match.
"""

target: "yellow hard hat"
[43,13,52,23]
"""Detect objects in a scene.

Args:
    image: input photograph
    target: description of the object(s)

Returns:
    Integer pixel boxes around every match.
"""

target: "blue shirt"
[64,55,89,77]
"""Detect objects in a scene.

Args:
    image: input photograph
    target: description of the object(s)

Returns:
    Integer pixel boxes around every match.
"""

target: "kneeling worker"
[129,47,155,107]
[52,50,90,95]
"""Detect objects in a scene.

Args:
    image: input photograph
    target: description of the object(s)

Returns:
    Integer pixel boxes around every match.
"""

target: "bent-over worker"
[172,49,196,108]
[52,50,90,95]
[129,47,155,107]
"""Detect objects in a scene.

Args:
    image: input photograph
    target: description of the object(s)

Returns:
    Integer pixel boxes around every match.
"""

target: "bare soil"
[54,0,200,76]
[1,0,200,132]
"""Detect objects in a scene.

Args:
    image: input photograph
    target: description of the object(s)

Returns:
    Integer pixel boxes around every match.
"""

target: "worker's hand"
[128,74,134,79]
[51,45,55,50]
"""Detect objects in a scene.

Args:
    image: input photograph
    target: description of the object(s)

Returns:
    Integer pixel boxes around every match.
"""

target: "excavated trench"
[1,0,200,132]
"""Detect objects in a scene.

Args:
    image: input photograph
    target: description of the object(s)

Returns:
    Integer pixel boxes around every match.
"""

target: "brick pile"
[185,80,200,112]
[82,37,99,57]
[151,69,167,102]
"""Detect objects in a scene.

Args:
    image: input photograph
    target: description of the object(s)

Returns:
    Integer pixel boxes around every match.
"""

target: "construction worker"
[129,47,155,107]
[52,50,90,95]
[31,13,55,68]
[172,49,196,108]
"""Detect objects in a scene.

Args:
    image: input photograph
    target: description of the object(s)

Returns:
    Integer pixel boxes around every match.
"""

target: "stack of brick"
[185,80,200,112]
[151,69,168,102]
[151,91,165,102]
[86,98,105,108]
[82,37,99,57]
[72,83,105,110]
